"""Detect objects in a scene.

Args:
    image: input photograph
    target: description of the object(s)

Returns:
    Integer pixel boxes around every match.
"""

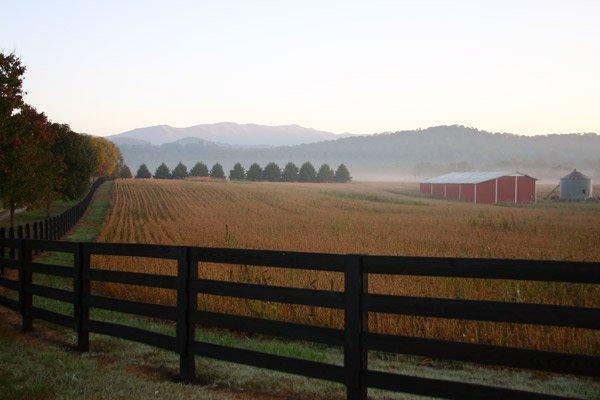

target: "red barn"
[420,172,537,204]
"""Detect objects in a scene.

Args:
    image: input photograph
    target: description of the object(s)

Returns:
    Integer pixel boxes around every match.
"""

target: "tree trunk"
[46,199,52,218]
[9,201,15,229]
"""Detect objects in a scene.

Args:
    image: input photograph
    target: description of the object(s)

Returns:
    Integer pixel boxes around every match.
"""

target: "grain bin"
[560,170,592,200]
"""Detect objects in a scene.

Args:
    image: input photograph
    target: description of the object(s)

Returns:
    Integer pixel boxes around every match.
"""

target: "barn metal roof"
[423,171,530,184]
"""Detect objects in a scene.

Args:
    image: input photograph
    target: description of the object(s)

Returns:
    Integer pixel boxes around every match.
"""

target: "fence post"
[344,255,367,400]
[177,246,196,382]
[9,227,15,260]
[0,227,5,261]
[74,242,90,351]
[19,239,33,332]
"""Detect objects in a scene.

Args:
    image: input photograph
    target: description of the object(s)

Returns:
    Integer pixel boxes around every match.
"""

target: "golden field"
[93,179,600,354]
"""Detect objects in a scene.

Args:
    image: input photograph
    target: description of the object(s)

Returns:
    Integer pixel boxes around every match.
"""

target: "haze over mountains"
[109,122,350,147]
[110,124,600,181]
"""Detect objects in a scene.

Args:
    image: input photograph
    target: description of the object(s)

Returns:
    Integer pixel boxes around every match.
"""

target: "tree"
[0,105,59,226]
[210,163,225,179]
[316,164,335,182]
[0,52,30,227]
[119,164,133,178]
[229,163,245,181]
[334,164,352,183]
[172,162,188,179]
[282,162,299,182]
[190,162,209,177]
[154,163,171,179]
[246,163,263,181]
[51,124,98,200]
[262,162,281,182]
[298,162,317,182]
[89,136,121,177]
[0,51,26,121]
[136,164,152,179]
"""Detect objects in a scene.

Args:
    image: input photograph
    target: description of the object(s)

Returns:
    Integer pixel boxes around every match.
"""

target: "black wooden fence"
[0,239,598,399]
[0,177,105,255]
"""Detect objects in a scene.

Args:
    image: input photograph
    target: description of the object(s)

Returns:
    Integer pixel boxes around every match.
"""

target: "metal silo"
[560,170,592,200]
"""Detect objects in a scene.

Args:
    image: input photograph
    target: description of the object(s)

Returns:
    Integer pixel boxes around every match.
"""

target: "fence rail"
[0,238,599,399]
[0,178,105,258]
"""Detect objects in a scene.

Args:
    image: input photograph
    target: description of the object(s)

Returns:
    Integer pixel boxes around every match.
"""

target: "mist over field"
[112,124,600,182]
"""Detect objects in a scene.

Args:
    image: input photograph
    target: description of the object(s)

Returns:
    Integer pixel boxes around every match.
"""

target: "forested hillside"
[115,125,600,181]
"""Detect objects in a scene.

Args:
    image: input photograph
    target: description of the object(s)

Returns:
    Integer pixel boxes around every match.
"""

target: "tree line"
[128,161,352,183]
[0,52,124,227]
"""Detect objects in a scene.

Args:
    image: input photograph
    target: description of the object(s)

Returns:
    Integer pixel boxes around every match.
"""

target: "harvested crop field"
[94,179,600,355]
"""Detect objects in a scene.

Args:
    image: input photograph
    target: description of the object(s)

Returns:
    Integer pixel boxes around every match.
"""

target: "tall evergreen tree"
[282,162,299,182]
[172,162,188,179]
[262,162,282,182]
[210,163,225,179]
[246,163,263,181]
[317,164,335,182]
[281,162,298,182]
[119,164,133,178]
[154,163,171,179]
[298,162,317,182]
[229,163,246,181]
[135,164,152,179]
[190,161,209,177]
[334,164,352,183]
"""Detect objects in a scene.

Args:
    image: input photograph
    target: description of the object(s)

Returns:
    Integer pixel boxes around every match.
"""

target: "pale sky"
[2,0,599,136]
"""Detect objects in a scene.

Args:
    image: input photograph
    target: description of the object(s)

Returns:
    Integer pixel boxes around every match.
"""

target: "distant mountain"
[115,125,600,181]
[109,122,350,146]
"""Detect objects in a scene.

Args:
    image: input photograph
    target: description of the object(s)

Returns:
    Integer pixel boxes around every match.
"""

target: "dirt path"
[0,207,26,223]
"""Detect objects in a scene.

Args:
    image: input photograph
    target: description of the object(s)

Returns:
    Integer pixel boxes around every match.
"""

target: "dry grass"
[94,179,600,355]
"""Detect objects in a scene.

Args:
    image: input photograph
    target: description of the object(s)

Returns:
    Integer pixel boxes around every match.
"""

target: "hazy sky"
[2,1,599,136]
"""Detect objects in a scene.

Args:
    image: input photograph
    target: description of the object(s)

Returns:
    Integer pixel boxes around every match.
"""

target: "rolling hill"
[112,125,600,181]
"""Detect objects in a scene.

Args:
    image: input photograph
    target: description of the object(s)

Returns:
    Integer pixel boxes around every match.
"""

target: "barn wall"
[497,176,516,203]
[420,183,430,194]
[461,184,475,202]
[475,180,496,204]
[517,176,536,203]
[432,183,445,197]
[445,184,460,200]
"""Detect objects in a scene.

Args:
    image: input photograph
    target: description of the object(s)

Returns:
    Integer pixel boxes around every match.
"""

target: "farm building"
[560,169,592,201]
[420,172,537,204]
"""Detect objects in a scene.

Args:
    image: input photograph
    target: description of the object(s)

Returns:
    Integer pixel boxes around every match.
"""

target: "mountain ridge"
[109,122,351,146]
[113,125,600,181]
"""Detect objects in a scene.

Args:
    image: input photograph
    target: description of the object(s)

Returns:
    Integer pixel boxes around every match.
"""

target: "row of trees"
[130,161,352,183]
[0,52,123,227]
